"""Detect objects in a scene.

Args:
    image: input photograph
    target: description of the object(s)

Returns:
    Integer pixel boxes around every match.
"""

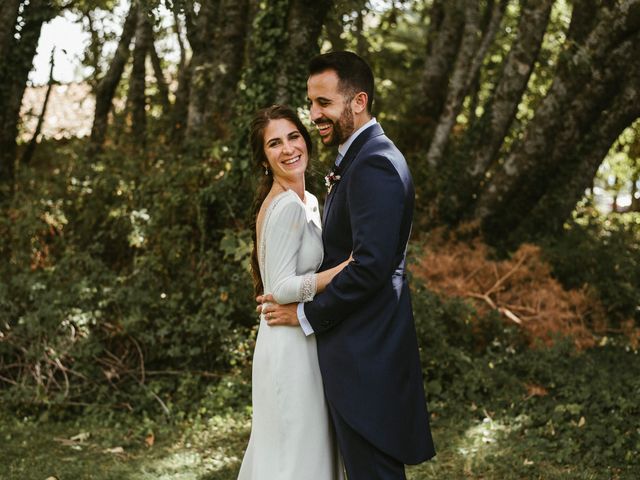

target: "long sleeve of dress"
[262,196,317,305]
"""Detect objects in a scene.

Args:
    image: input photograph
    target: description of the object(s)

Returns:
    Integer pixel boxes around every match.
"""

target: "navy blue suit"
[304,123,435,476]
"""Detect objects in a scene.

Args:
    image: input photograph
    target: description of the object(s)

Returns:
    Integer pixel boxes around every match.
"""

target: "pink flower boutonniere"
[324,169,341,194]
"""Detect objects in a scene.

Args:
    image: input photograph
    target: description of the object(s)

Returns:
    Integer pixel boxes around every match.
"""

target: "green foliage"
[410,278,639,474]
[411,282,525,408]
[3,274,639,478]
[0,138,255,411]
[542,210,640,323]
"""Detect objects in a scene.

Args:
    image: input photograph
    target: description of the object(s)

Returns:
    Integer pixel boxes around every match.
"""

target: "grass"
[2,342,638,480]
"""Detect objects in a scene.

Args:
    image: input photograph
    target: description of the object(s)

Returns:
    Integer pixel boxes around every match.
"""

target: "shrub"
[542,212,640,325]
[0,139,256,412]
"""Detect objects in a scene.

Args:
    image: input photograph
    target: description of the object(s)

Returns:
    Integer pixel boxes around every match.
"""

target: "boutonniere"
[324,169,341,194]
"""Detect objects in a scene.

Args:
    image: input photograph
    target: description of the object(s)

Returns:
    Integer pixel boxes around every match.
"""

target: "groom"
[261,51,435,479]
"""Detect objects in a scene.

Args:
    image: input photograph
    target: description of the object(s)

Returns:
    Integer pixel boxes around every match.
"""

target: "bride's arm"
[265,199,333,305]
[314,256,352,294]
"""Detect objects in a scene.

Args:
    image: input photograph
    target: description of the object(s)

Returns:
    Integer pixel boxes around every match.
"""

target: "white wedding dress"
[238,190,343,480]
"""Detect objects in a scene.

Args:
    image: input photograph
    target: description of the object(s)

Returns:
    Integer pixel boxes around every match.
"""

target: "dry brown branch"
[129,335,145,385]
[0,373,18,385]
[485,251,528,296]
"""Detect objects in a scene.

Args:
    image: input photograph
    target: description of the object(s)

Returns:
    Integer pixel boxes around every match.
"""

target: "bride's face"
[263,119,309,183]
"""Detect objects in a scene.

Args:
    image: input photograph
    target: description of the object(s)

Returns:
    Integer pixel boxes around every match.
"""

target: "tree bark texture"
[274,0,334,106]
[466,0,553,180]
[532,83,639,227]
[402,0,464,151]
[426,0,507,169]
[128,7,153,147]
[476,1,640,243]
[325,6,347,51]
[476,0,640,217]
[437,0,554,220]
[0,0,55,201]
[88,1,138,156]
[186,0,250,142]
[0,0,21,62]
[148,24,170,113]
[169,5,189,142]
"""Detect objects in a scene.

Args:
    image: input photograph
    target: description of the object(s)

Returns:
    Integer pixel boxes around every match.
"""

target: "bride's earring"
[264,166,269,175]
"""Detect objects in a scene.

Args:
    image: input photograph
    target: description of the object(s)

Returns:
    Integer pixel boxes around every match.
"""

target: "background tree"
[0,0,56,202]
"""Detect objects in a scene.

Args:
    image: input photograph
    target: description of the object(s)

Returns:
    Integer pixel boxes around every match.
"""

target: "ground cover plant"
[0,258,640,480]
[2,293,638,479]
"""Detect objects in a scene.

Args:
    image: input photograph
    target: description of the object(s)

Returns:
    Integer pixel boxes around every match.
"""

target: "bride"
[237,105,347,479]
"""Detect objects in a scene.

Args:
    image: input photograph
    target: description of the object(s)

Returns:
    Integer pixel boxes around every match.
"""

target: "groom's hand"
[255,294,266,312]
[259,294,300,327]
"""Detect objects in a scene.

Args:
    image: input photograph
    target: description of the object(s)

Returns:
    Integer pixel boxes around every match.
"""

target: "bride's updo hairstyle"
[249,105,313,296]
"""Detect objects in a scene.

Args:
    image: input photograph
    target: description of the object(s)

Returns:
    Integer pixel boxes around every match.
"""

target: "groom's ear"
[352,92,368,114]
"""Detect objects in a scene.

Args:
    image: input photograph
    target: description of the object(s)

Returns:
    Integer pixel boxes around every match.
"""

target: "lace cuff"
[299,274,317,302]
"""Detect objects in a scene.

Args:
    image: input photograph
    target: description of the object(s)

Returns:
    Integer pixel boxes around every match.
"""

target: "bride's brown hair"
[249,105,313,296]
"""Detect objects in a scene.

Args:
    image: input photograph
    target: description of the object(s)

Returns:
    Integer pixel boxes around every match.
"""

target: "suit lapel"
[322,123,385,225]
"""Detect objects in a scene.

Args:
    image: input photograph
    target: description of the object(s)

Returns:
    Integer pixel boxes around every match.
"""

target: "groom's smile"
[316,122,332,137]
[307,70,356,147]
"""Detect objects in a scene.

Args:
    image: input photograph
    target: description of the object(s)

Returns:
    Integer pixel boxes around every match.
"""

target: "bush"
[542,212,640,325]
[0,139,256,412]
[410,279,526,410]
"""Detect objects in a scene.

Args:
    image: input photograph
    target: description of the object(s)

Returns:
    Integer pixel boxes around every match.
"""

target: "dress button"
[313,206,317,212]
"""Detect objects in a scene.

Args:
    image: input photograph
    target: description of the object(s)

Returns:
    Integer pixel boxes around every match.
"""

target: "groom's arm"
[303,153,406,334]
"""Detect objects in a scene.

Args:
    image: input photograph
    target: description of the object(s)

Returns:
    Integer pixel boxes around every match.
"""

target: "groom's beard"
[319,106,355,147]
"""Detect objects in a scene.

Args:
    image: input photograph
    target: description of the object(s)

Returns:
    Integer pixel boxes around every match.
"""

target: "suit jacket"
[304,123,435,464]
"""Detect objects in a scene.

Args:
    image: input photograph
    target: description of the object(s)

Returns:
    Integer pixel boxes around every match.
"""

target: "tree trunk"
[566,0,600,45]
[88,1,138,156]
[465,0,553,180]
[426,0,506,169]
[274,0,333,106]
[325,6,347,51]
[355,8,367,58]
[22,48,56,165]
[205,0,250,139]
[83,10,104,91]
[511,64,640,238]
[399,0,464,152]
[170,5,189,142]
[171,58,191,143]
[184,0,220,142]
[438,0,554,220]
[0,0,21,62]
[147,24,170,113]
[476,1,640,244]
[475,0,640,228]
[631,170,640,212]
[0,0,55,201]
[127,6,152,147]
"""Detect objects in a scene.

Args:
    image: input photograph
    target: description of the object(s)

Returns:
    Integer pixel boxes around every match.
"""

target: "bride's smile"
[263,118,309,188]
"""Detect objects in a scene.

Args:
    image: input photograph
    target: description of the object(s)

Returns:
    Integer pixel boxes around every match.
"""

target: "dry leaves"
[411,229,609,349]
[524,383,549,399]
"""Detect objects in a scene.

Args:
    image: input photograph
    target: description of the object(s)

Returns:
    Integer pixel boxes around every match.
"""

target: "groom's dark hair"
[309,51,375,114]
